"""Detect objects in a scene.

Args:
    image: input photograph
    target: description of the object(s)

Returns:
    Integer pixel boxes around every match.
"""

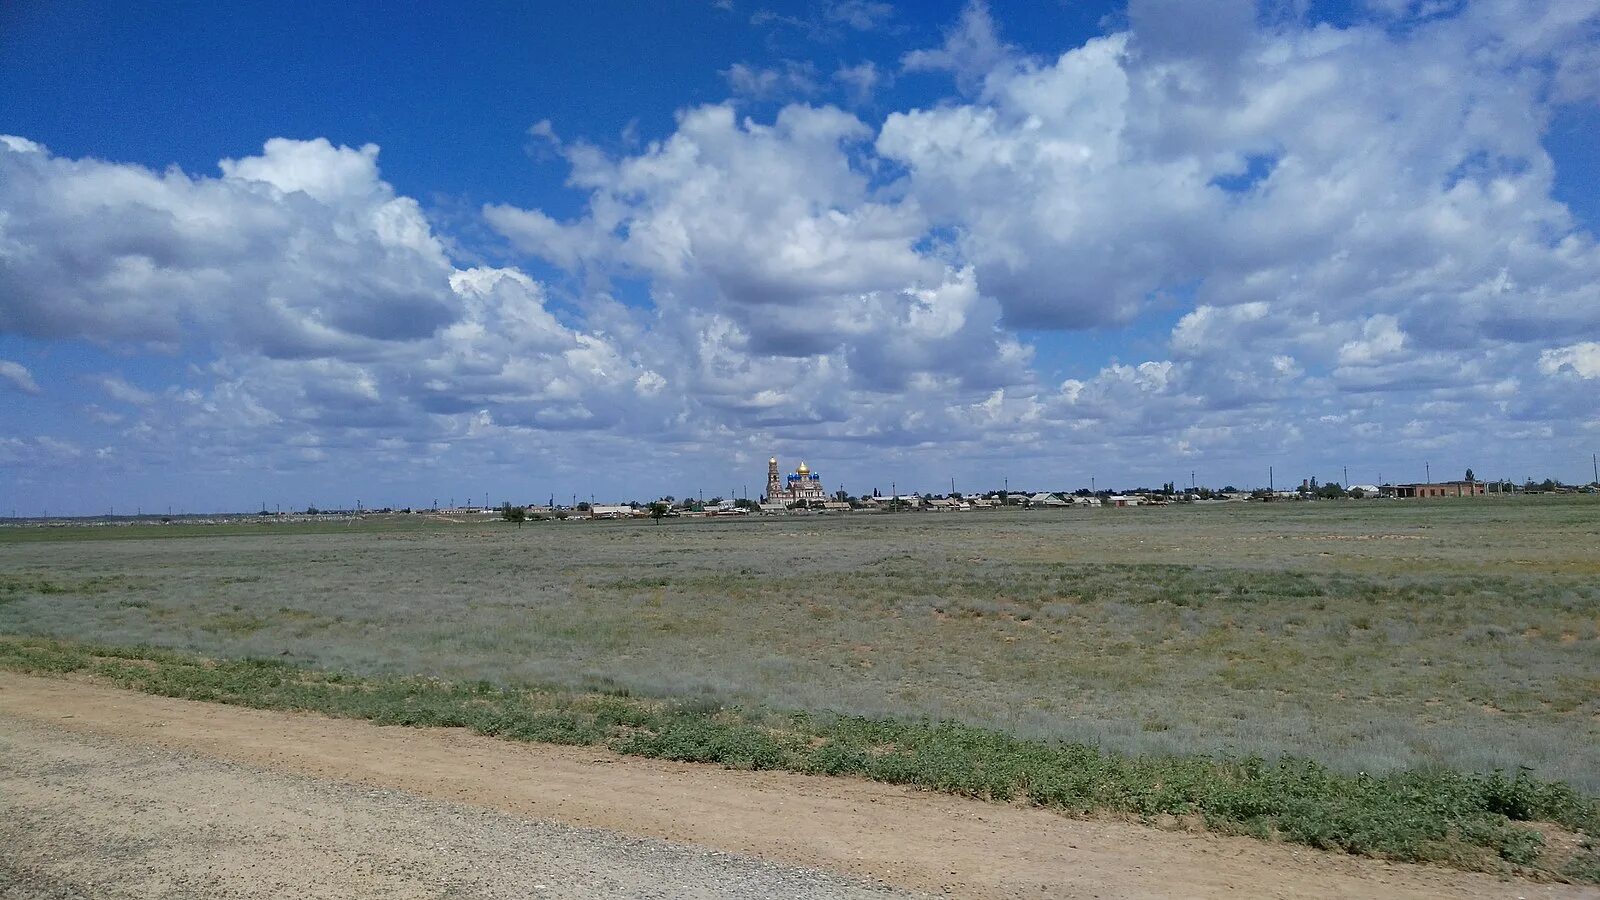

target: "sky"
[2,0,1598,514]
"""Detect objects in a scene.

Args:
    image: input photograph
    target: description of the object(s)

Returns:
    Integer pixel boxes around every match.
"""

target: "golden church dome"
[796,461,810,475]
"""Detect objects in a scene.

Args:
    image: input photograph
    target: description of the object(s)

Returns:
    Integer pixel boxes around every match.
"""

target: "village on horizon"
[13,454,1598,526]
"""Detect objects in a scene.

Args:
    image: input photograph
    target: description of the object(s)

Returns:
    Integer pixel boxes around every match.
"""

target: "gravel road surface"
[0,716,911,899]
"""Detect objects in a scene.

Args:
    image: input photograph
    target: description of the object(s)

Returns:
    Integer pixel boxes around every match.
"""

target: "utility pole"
[1425,461,1431,484]
[951,476,956,497]
[1091,475,1095,493]
[1343,466,1348,487]
[1269,466,1274,492]
[1592,453,1597,485]
[891,481,896,512]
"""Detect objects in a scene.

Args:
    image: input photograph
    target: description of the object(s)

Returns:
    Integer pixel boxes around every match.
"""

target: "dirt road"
[0,673,1591,899]
[1,717,903,899]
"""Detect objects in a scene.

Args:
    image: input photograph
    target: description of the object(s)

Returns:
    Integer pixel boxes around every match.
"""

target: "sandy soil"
[1,673,1592,900]
[1,717,902,899]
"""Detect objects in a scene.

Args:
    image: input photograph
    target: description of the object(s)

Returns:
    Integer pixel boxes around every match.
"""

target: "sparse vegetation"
[0,634,1593,879]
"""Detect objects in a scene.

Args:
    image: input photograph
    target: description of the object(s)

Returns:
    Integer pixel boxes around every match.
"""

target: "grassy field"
[2,499,1596,794]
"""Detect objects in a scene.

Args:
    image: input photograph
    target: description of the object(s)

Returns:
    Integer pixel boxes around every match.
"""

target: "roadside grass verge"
[2,635,1595,882]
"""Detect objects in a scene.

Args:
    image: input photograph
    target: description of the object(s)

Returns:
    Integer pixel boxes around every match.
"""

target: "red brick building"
[1394,481,1486,498]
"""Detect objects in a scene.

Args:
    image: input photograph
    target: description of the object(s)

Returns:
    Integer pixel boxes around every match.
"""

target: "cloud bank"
[3,1,1598,509]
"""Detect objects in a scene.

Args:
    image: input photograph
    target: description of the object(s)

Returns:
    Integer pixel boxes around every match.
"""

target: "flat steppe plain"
[3,498,1596,789]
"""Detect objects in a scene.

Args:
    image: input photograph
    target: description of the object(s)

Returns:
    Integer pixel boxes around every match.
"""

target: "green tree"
[1465,468,1475,482]
[649,501,669,524]
[500,503,527,524]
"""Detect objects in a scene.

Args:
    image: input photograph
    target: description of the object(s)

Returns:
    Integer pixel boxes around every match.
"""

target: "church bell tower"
[766,457,782,502]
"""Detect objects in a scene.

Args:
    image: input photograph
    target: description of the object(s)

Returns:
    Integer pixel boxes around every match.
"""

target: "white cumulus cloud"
[0,360,39,394]
[1538,342,1600,379]
[0,136,458,354]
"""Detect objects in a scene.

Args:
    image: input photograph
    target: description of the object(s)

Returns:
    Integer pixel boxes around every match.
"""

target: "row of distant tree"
[1264,469,1588,500]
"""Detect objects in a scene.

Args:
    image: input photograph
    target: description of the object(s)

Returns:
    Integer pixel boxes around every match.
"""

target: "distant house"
[1028,492,1068,507]
[859,495,922,509]
[1105,495,1141,507]
[588,505,637,519]
[1394,481,1485,499]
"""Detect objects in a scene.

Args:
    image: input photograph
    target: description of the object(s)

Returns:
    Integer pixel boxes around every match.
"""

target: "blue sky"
[2,0,1598,514]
